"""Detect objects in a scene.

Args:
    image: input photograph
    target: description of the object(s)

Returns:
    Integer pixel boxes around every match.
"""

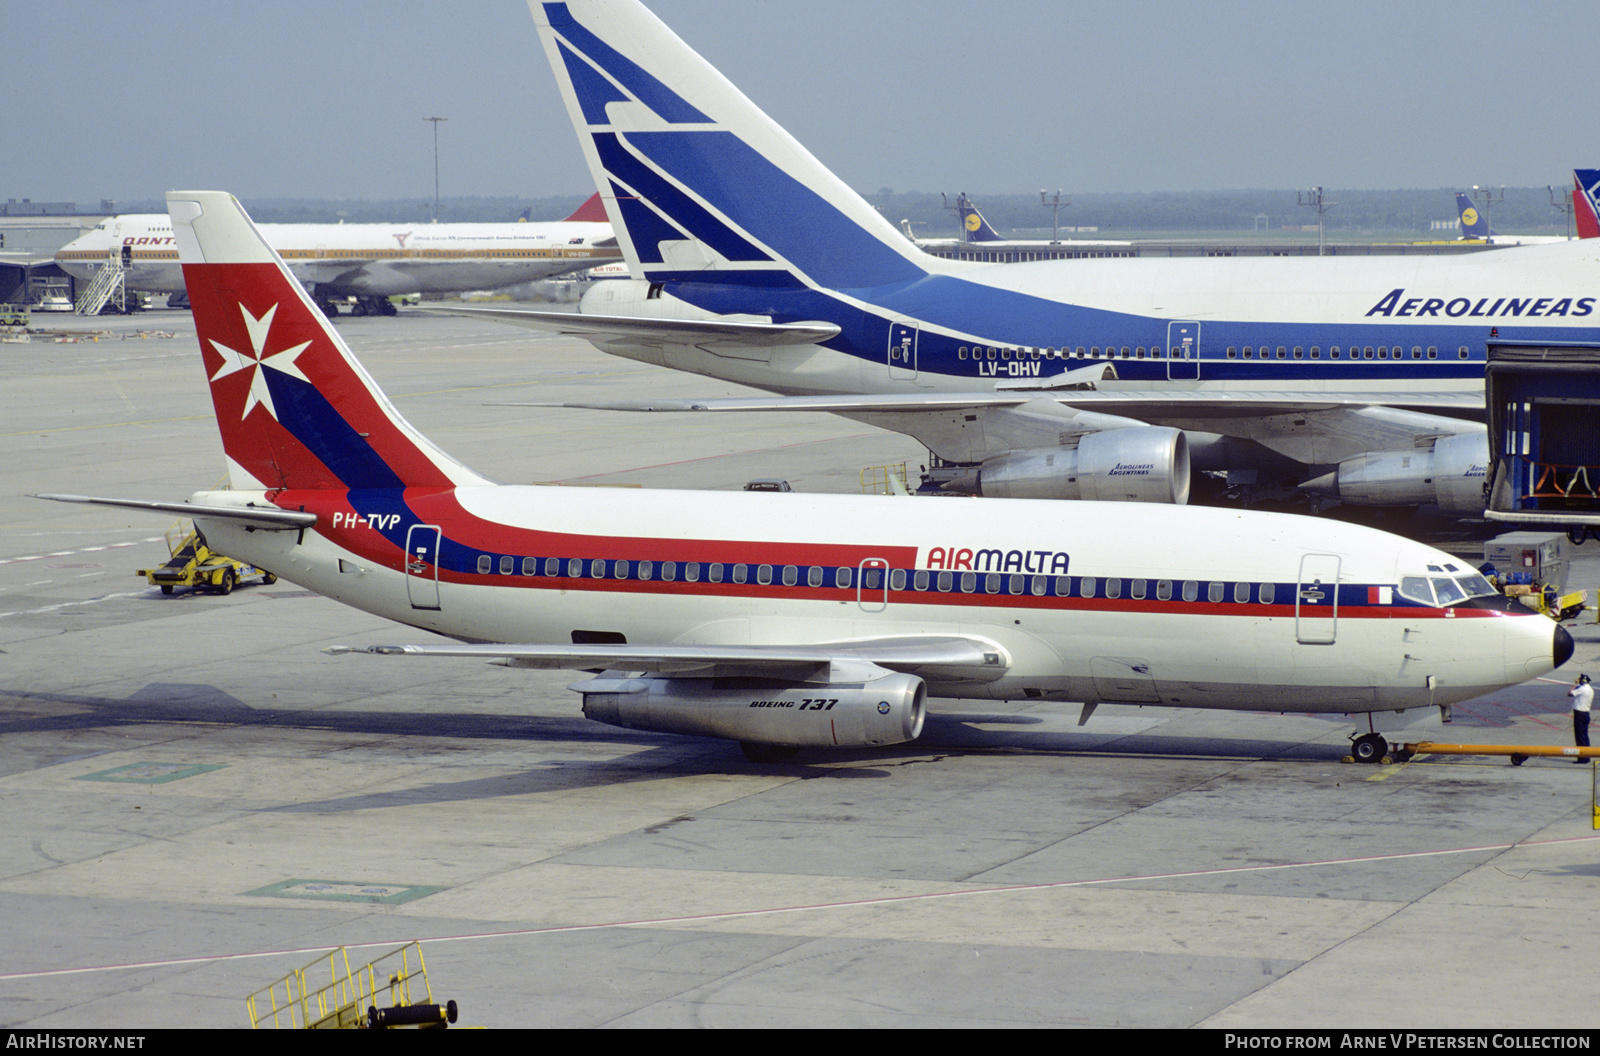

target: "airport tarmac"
[3,308,1600,1030]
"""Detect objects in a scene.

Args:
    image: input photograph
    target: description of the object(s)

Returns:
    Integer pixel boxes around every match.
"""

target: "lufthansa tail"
[1455,192,1492,240]
[957,194,1006,244]
[169,191,487,494]
[532,0,943,291]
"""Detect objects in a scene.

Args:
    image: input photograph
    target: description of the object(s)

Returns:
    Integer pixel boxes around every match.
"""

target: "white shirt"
[1571,682,1593,713]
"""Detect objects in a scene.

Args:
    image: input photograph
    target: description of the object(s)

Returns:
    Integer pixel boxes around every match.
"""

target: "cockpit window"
[1399,576,1433,605]
[1402,571,1501,608]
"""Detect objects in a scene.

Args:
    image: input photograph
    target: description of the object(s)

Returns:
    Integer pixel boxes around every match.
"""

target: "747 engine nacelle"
[573,670,927,748]
[1304,432,1489,516]
[967,427,1191,503]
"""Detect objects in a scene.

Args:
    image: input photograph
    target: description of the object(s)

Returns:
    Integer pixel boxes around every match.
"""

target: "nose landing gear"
[1349,733,1392,765]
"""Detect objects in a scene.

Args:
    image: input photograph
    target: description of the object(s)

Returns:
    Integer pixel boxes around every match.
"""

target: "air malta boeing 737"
[39,191,1572,764]
[433,1,1600,515]
[55,194,618,316]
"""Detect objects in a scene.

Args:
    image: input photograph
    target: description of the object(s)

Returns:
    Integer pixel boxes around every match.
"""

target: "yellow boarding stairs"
[861,462,911,496]
[247,942,459,1030]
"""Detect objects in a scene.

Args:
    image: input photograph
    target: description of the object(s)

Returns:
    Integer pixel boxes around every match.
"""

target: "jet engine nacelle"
[1318,432,1489,516]
[973,427,1191,503]
[575,671,927,748]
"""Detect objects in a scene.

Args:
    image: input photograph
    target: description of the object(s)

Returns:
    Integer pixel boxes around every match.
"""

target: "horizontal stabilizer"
[36,494,317,530]
[507,392,1035,413]
[326,635,1008,683]
[414,305,839,347]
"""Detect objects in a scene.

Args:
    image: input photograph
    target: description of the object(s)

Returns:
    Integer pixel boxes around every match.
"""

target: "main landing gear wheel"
[1350,733,1390,764]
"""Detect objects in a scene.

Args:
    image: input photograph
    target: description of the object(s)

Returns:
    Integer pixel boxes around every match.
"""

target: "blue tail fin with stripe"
[533,1,938,291]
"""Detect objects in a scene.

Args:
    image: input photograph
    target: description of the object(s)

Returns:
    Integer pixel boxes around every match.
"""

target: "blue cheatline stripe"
[544,2,710,125]
[596,134,772,264]
[626,130,927,290]
[268,374,404,490]
[439,550,1439,614]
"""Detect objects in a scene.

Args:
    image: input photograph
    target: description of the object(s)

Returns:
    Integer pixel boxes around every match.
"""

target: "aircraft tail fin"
[169,191,487,493]
[1574,170,1600,240]
[562,191,609,223]
[531,0,935,290]
[957,194,1006,243]
[1455,192,1491,239]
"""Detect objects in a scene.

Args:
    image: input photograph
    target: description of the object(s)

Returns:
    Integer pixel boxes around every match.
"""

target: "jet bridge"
[1486,340,1600,534]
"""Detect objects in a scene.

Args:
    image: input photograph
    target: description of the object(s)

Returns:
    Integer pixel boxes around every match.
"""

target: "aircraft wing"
[519,388,1486,467]
[1024,388,1485,422]
[415,305,840,347]
[520,389,1483,419]
[528,387,1484,416]
[326,635,1008,684]
[36,494,317,531]
[285,260,369,286]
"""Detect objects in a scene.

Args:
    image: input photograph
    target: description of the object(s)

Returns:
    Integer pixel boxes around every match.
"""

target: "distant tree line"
[877,187,1576,238]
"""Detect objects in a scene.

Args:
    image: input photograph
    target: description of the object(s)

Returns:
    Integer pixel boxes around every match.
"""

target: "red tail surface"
[169,192,486,493]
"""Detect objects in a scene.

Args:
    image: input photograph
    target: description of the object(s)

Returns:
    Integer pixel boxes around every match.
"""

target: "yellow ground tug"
[138,519,277,595]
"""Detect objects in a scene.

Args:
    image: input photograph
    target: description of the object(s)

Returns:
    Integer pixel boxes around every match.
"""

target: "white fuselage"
[56,215,619,296]
[190,485,1561,715]
[575,237,1600,397]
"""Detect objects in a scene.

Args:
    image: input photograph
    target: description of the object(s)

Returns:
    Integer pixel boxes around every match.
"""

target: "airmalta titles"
[923,547,1071,573]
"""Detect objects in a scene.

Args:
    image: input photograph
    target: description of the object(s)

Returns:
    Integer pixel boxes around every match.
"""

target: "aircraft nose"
[1555,624,1576,670]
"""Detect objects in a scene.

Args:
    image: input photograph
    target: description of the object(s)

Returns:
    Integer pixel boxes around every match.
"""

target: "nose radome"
[1555,624,1576,670]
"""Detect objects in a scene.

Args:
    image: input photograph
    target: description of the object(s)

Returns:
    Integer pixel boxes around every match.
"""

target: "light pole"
[1549,182,1575,240]
[1472,185,1505,244]
[1297,187,1337,256]
[424,116,447,223]
[1040,189,1068,243]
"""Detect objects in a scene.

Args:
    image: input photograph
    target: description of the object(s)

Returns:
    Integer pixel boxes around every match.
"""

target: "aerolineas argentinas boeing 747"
[437,1,1600,515]
[42,192,1572,763]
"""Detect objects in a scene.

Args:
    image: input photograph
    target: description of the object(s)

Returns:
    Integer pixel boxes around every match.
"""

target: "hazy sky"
[9,0,1596,205]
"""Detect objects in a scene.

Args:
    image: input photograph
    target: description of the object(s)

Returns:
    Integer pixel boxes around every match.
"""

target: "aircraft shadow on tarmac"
[0,682,1367,811]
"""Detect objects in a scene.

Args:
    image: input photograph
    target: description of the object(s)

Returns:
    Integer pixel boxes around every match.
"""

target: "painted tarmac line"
[6,831,1597,983]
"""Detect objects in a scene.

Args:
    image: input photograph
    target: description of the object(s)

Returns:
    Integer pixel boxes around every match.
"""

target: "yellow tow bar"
[1400,742,1600,767]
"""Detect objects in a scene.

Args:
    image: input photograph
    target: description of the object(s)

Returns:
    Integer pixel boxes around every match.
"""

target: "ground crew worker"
[1571,674,1594,762]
